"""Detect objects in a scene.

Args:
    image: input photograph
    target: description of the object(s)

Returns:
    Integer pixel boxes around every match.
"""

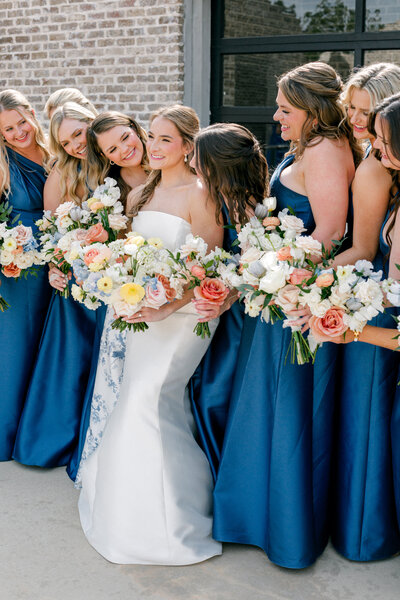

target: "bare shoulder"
[304,136,350,163]
[354,154,392,191]
[188,178,213,215]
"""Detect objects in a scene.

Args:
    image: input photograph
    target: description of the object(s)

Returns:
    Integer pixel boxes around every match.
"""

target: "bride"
[77,105,223,565]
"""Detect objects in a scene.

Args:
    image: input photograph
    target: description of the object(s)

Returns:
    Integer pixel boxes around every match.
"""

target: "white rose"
[0,249,14,265]
[308,298,332,318]
[278,209,306,234]
[179,234,208,257]
[56,201,75,217]
[108,213,128,231]
[295,235,322,257]
[259,268,286,294]
[240,247,264,265]
[15,253,34,269]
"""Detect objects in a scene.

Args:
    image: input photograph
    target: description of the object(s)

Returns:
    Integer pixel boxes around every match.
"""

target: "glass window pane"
[223,0,356,38]
[364,49,400,65]
[365,1,400,32]
[235,122,289,170]
[223,52,354,107]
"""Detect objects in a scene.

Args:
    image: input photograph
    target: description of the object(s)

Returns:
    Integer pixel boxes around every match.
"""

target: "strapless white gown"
[78,211,222,565]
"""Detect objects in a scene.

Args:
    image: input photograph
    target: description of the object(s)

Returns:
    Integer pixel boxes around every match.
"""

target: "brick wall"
[0,0,185,127]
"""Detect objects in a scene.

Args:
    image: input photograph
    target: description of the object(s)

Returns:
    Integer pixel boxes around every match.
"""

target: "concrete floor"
[0,461,399,600]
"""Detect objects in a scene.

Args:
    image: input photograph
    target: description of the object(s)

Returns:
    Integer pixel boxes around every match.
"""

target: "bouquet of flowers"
[71,231,186,332]
[36,178,128,297]
[298,260,385,354]
[177,233,237,338]
[381,275,400,307]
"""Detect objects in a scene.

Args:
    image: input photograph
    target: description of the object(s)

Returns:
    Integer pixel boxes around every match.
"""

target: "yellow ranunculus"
[88,262,103,272]
[119,282,145,305]
[97,276,113,293]
[147,237,163,249]
[87,197,100,208]
[125,235,145,247]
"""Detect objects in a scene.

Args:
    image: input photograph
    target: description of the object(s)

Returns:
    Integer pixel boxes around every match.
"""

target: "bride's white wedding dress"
[78,211,222,565]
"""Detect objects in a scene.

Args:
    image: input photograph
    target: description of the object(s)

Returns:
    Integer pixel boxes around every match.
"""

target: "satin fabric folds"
[212,155,339,568]
[0,148,51,461]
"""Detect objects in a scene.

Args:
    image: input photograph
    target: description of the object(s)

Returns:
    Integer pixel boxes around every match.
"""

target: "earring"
[184,154,188,163]
[110,160,115,165]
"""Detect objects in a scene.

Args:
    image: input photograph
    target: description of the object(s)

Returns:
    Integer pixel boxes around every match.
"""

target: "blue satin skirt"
[13,289,99,467]
[190,301,246,480]
[66,304,106,480]
[0,270,51,460]
[392,363,400,531]
[213,316,337,569]
[331,308,400,560]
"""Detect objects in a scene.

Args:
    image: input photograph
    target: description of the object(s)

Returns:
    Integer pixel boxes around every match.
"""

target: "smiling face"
[0,108,36,150]
[373,113,400,170]
[57,118,89,159]
[273,88,308,142]
[96,125,144,168]
[146,116,189,170]
[347,88,372,140]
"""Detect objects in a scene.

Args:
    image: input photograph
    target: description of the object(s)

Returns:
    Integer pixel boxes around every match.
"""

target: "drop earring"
[184,154,188,163]
[110,160,115,165]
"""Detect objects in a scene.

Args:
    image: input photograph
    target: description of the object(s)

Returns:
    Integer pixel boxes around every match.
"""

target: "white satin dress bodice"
[78,211,221,565]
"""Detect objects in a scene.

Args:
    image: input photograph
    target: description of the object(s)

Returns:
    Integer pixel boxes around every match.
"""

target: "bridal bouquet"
[177,233,237,338]
[36,178,128,297]
[298,260,385,354]
[71,231,186,332]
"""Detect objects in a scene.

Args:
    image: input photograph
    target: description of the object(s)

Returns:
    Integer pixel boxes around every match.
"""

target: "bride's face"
[146,116,189,170]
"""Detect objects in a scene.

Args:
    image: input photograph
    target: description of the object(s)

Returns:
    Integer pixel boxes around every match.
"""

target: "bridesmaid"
[44,88,97,119]
[67,111,149,480]
[0,90,52,461]
[330,64,400,561]
[13,102,99,468]
[316,91,400,543]
[190,123,269,479]
[211,62,358,569]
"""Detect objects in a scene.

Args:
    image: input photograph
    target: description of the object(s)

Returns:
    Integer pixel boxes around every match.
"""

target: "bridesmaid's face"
[96,126,144,168]
[0,109,35,150]
[273,89,308,142]
[146,117,189,171]
[347,88,371,140]
[373,114,400,170]
[58,118,89,159]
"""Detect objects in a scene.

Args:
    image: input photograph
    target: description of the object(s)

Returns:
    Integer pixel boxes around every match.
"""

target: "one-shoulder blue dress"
[212,155,339,568]
[190,204,245,480]
[13,234,106,468]
[0,148,52,460]
[331,206,400,560]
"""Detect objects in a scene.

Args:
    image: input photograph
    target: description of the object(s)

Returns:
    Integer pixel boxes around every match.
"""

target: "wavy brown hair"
[129,104,199,218]
[278,61,363,167]
[86,111,149,209]
[369,92,400,254]
[49,101,97,205]
[0,89,51,196]
[194,123,269,226]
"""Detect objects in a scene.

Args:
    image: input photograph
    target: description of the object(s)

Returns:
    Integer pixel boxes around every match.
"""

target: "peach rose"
[89,201,105,212]
[316,272,334,288]
[13,225,32,245]
[262,216,281,230]
[289,268,312,286]
[157,274,176,302]
[309,306,348,342]
[193,277,229,305]
[12,245,24,255]
[74,229,88,242]
[85,223,109,244]
[83,246,112,266]
[2,262,21,278]
[276,284,301,312]
[145,280,168,308]
[191,265,206,280]
[276,246,293,261]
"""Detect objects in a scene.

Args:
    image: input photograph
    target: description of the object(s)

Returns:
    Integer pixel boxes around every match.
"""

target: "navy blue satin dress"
[0,148,51,460]
[331,207,400,560]
[190,205,245,480]
[13,251,106,468]
[212,155,340,568]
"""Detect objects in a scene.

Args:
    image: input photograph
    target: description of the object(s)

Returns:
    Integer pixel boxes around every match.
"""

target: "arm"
[389,206,400,280]
[303,139,353,250]
[318,325,399,351]
[332,156,391,267]
[43,168,63,213]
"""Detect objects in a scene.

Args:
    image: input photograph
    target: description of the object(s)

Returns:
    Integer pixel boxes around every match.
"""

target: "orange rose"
[276,246,293,261]
[289,268,312,286]
[85,223,109,244]
[2,263,21,278]
[262,216,280,230]
[316,272,334,288]
[13,245,24,255]
[89,201,105,212]
[191,265,206,280]
[193,277,229,305]
[309,307,348,342]
[156,274,176,302]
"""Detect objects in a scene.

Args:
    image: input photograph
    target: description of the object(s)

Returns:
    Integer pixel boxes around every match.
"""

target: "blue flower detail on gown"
[331,205,400,560]
[212,154,340,568]
[74,307,126,487]
[190,204,245,480]
[0,148,51,461]
[13,274,105,467]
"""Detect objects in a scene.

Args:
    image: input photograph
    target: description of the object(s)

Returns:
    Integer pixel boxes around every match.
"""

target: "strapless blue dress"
[190,204,245,480]
[331,206,400,560]
[0,148,51,461]
[212,155,340,568]
[13,252,106,468]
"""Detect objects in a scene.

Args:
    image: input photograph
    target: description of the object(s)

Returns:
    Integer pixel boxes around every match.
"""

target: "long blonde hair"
[44,88,98,119]
[342,63,400,112]
[131,104,199,217]
[278,61,363,166]
[49,102,96,204]
[0,89,51,196]
[86,111,149,207]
